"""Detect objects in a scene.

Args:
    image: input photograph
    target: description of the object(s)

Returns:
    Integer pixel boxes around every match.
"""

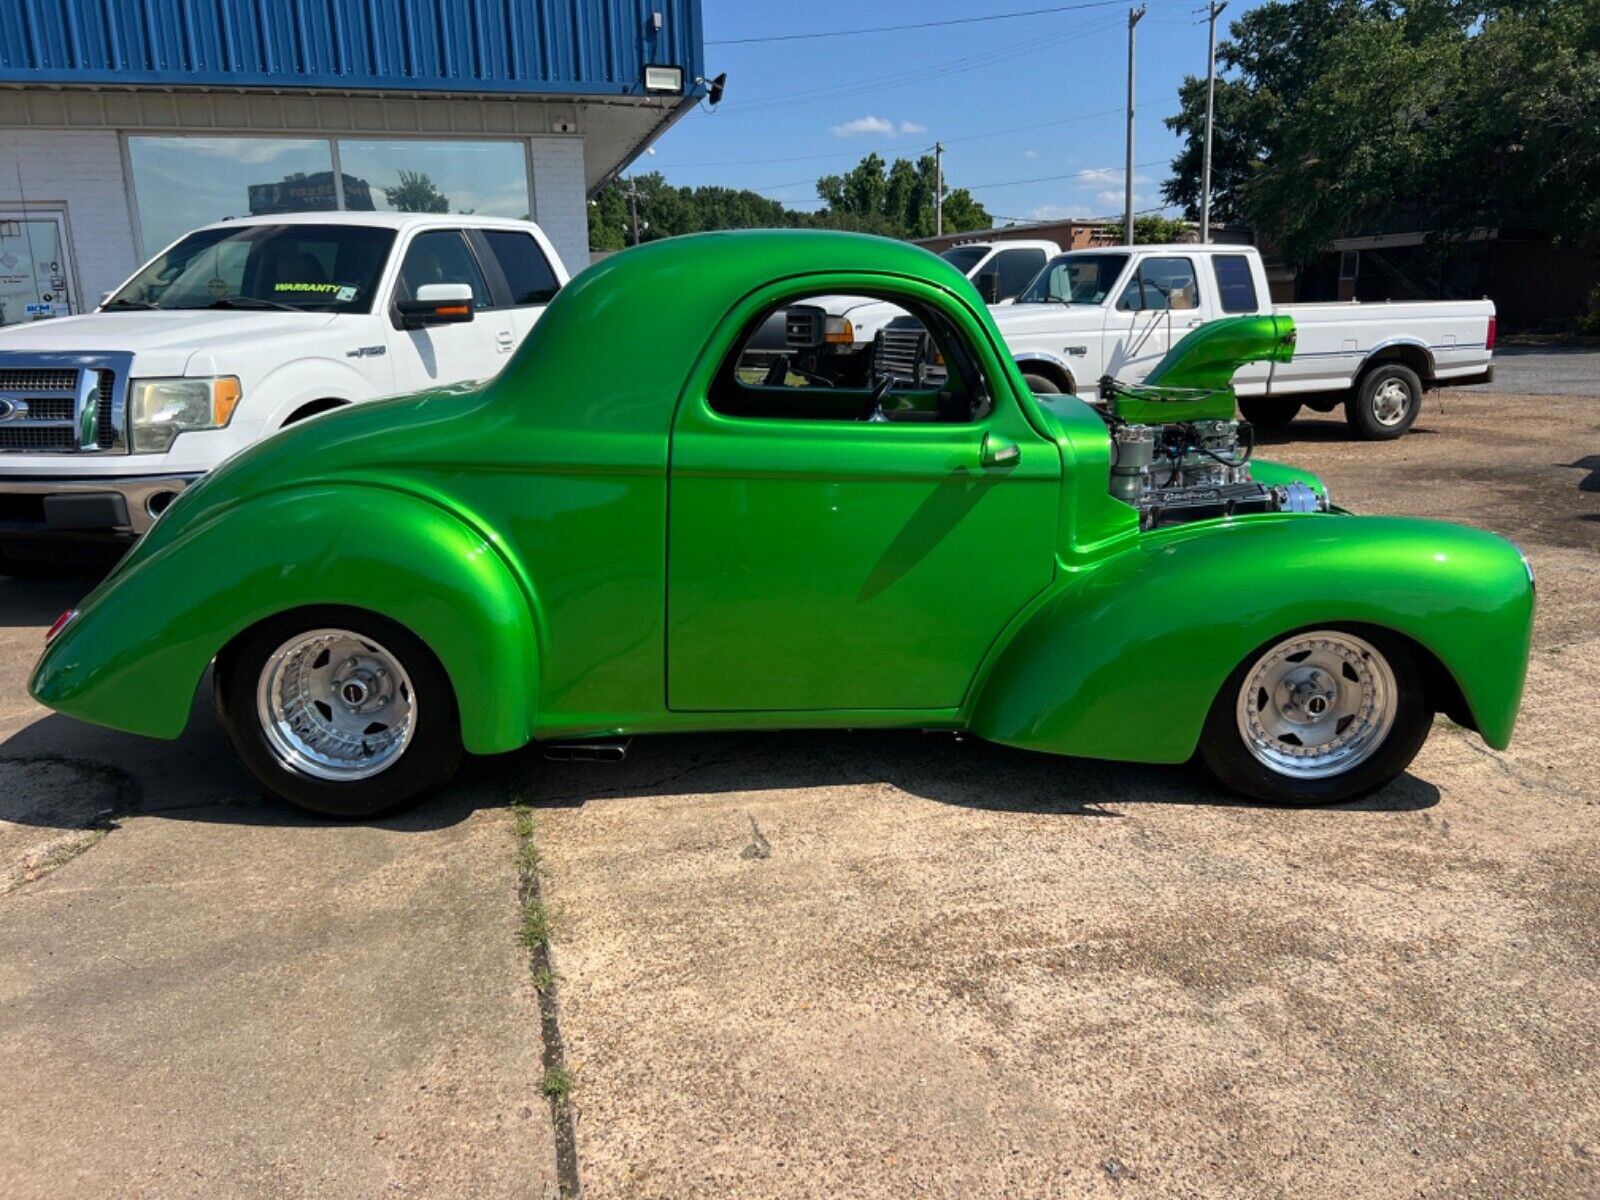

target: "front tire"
[1022,372,1063,396]
[1199,628,1432,804]
[215,607,463,817]
[1346,364,1422,440]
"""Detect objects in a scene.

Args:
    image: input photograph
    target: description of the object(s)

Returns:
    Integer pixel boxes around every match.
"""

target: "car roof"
[193,211,542,233]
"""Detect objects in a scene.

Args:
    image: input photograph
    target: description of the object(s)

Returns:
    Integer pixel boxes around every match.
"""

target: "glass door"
[0,211,77,327]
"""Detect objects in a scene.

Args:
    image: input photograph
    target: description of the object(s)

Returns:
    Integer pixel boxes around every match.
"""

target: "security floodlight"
[643,64,683,94]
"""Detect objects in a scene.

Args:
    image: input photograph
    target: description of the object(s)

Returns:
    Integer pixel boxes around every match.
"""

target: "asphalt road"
[2,386,1597,1198]
[1482,345,1600,397]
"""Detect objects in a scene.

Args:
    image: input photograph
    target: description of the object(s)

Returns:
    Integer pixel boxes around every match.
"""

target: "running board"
[542,738,630,762]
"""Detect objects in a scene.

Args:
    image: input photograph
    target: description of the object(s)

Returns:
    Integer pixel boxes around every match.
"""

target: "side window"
[395,230,491,310]
[1117,257,1200,311]
[993,249,1047,300]
[482,230,561,307]
[711,293,992,425]
[1212,254,1260,313]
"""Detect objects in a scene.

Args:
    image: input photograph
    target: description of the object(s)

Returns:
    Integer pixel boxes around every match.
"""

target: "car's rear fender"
[968,514,1533,763]
[29,484,538,755]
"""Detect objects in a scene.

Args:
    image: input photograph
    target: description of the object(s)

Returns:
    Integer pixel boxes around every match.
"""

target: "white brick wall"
[0,131,140,311]
[529,137,590,274]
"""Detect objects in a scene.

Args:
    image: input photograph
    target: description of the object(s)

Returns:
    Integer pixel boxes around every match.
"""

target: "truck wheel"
[1237,397,1301,428]
[215,607,463,818]
[1199,628,1432,805]
[1022,372,1062,395]
[1346,364,1422,440]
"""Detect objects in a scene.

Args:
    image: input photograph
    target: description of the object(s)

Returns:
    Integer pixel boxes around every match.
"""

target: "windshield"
[939,246,989,274]
[107,224,397,312]
[1018,253,1130,305]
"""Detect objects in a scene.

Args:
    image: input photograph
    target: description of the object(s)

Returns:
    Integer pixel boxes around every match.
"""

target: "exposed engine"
[1104,409,1324,529]
[1095,315,1325,529]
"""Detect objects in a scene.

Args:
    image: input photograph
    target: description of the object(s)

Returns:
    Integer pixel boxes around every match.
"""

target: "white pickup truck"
[990,243,1495,439]
[0,211,567,571]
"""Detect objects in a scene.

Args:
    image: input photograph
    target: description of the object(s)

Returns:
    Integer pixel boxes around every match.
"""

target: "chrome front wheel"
[1201,626,1431,804]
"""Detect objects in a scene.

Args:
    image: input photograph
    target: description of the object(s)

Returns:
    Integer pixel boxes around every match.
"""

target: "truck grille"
[0,354,130,454]
[874,325,934,384]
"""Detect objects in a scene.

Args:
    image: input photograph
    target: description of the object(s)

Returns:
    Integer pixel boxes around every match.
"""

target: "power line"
[963,159,1171,192]
[707,0,1127,46]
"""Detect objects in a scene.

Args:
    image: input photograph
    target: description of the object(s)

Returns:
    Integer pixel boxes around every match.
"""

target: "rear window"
[1213,255,1260,313]
[482,230,561,307]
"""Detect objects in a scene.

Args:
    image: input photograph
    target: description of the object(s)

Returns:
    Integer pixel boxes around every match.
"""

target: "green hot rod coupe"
[30,231,1533,816]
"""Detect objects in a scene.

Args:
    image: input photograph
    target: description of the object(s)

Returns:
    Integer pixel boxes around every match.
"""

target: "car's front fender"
[30,484,538,755]
[969,514,1533,763]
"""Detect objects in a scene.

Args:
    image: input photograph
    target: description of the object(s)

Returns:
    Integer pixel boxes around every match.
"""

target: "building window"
[126,136,537,260]
[127,136,337,257]
[337,141,531,219]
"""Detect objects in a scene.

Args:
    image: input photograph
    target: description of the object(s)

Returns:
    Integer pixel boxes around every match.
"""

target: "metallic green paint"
[1112,313,1299,424]
[29,230,1533,773]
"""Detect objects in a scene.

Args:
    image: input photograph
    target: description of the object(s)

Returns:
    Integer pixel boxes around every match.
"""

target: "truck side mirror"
[975,271,1001,304]
[397,282,475,328]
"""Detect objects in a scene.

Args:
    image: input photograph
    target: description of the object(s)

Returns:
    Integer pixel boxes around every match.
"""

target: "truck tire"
[1237,397,1301,428]
[1346,364,1422,440]
[215,606,463,818]
[1199,627,1432,805]
[1022,372,1062,395]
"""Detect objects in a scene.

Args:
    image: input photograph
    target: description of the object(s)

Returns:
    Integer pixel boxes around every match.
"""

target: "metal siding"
[0,0,703,96]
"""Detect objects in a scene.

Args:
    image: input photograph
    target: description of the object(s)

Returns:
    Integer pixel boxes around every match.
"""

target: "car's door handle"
[980,432,1020,468]
[1187,318,1204,327]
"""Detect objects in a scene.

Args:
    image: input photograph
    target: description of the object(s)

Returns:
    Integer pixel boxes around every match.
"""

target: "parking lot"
[2,381,1597,1198]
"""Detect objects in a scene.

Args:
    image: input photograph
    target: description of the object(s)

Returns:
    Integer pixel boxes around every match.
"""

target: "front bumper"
[0,474,201,539]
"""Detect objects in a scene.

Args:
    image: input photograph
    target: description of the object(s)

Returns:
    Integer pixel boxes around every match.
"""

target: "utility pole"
[627,176,640,246]
[1200,0,1227,242]
[934,141,944,237]
[1124,5,1146,246]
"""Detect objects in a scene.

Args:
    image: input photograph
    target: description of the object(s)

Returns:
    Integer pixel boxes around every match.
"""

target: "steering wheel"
[859,374,895,422]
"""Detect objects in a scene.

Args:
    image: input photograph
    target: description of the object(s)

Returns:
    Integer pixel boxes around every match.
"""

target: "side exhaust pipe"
[542,738,630,762]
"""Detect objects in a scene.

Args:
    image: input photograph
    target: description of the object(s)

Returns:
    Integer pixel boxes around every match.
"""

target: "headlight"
[823,316,855,345]
[129,377,242,453]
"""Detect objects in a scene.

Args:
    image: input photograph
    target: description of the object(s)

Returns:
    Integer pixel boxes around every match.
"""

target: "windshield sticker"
[335,285,358,303]
[207,277,229,298]
[273,281,348,296]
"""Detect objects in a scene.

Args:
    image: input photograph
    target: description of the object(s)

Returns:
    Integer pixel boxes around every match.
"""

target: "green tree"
[1162,0,1600,262]
[815,153,991,237]
[384,170,450,214]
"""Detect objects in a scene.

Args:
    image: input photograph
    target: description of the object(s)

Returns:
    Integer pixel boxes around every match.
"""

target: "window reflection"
[337,140,531,219]
[127,136,336,256]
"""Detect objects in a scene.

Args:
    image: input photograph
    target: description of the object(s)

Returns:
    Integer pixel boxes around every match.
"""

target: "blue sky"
[645,0,1266,225]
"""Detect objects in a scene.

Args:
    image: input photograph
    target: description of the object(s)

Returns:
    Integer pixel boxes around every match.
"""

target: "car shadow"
[0,717,1440,835]
[0,576,102,627]
[1251,419,1439,446]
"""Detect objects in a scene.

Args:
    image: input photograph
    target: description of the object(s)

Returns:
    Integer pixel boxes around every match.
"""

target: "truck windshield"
[106,224,397,313]
[1018,253,1130,305]
[939,246,989,274]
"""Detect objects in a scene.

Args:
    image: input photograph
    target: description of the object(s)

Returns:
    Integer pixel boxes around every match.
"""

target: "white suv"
[0,211,568,568]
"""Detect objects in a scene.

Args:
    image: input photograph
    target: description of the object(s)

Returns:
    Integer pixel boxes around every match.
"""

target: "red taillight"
[1486,316,1496,351]
[45,608,78,646]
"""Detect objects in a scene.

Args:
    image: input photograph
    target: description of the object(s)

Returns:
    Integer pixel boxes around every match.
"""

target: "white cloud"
[1095,190,1126,209]
[1077,166,1152,189]
[1023,148,1039,159]
[831,115,896,137]
[898,120,927,134]
[1029,204,1075,220]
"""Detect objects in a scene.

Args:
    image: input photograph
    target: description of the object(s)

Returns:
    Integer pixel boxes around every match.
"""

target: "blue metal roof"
[0,0,704,97]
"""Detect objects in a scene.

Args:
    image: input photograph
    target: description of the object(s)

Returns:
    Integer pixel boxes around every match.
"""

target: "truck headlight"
[823,316,855,345]
[129,377,242,453]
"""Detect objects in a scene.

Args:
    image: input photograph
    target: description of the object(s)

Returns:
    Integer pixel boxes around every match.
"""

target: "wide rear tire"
[1346,364,1422,440]
[1199,627,1432,804]
[215,606,463,818]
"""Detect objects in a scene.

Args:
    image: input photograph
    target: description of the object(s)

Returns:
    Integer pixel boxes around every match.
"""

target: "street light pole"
[1125,5,1146,246]
[1200,0,1227,242]
[934,141,944,237]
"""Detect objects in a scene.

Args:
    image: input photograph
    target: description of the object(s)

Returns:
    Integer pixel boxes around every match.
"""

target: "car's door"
[666,287,1060,713]
[1102,254,1205,383]
[471,227,564,358]
[384,228,506,392]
